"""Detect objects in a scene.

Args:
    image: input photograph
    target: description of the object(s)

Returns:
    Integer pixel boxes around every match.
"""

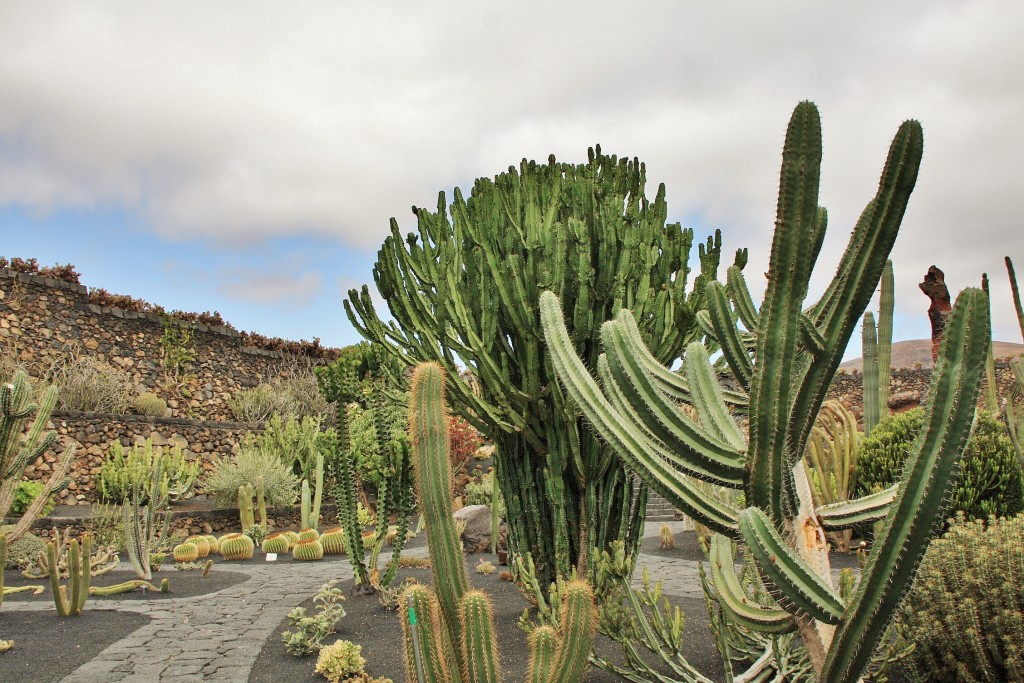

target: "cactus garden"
[4,98,1024,683]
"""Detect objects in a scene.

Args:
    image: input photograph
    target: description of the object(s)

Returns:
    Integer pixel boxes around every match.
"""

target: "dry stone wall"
[0,268,318,422]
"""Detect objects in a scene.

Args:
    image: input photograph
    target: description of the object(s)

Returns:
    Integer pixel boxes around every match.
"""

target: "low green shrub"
[858,408,1024,521]
[0,527,46,569]
[10,480,55,517]
[281,580,347,656]
[98,440,200,504]
[202,438,298,507]
[133,392,168,417]
[228,370,333,423]
[897,513,1024,681]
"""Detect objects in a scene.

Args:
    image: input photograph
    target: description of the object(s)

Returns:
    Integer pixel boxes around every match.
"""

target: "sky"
[1,1,1022,358]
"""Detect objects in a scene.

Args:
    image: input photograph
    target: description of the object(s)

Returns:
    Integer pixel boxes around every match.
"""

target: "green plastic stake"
[407,593,426,683]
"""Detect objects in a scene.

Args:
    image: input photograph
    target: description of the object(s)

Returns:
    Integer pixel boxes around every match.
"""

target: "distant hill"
[841,339,1024,372]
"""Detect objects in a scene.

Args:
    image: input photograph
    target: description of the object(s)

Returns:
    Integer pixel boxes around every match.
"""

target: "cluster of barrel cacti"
[541,101,991,682]
[0,370,74,543]
[346,147,743,589]
[400,362,597,683]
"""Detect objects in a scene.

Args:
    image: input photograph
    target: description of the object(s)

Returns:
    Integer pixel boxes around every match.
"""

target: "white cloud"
[218,268,324,307]
[0,0,1022,343]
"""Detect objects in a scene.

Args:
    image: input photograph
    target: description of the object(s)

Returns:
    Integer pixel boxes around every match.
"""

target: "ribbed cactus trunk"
[346,149,739,586]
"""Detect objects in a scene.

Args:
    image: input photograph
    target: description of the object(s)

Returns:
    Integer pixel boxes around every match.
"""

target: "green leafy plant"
[315,640,366,683]
[202,437,298,507]
[158,314,196,392]
[346,148,736,589]
[897,512,1024,681]
[228,370,332,423]
[281,580,347,656]
[858,408,1024,521]
[9,480,55,517]
[541,102,988,682]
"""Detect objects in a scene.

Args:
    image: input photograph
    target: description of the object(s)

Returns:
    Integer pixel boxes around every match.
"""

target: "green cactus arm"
[747,101,823,523]
[821,287,990,683]
[300,480,311,530]
[708,534,797,634]
[525,626,558,683]
[726,265,760,332]
[738,507,845,625]
[815,485,897,530]
[459,591,502,683]
[862,312,880,437]
[793,120,923,461]
[73,535,91,613]
[613,307,747,407]
[601,320,746,482]
[0,536,5,608]
[544,580,598,683]
[541,292,741,535]
[681,341,746,450]
[411,363,470,648]
[877,260,894,411]
[1006,256,1024,340]
[799,314,827,356]
[401,585,459,683]
[706,281,753,390]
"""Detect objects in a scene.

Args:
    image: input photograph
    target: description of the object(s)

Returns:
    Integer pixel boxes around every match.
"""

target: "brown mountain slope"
[840,339,1024,372]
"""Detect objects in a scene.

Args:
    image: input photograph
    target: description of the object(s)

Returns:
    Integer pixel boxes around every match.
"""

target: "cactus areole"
[346,147,742,586]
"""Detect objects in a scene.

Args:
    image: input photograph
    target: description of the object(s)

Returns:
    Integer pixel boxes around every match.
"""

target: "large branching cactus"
[345,148,743,587]
[541,101,991,683]
[401,362,597,683]
[0,369,74,543]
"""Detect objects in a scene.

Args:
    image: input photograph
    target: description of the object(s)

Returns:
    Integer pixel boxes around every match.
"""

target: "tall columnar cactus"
[346,148,742,587]
[0,370,74,543]
[402,362,598,683]
[300,452,324,530]
[861,259,895,437]
[123,457,171,580]
[1001,256,1024,468]
[542,102,991,683]
[238,483,256,530]
[319,343,415,591]
[48,533,91,616]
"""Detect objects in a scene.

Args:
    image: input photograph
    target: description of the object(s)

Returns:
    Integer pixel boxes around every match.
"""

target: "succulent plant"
[219,533,255,561]
[185,536,211,558]
[293,538,324,561]
[262,533,290,554]
[298,528,320,542]
[320,528,347,555]
[283,530,300,550]
[659,524,674,550]
[172,542,199,563]
[47,533,91,616]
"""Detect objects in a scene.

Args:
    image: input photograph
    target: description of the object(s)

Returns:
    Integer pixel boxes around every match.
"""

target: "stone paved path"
[11,522,704,682]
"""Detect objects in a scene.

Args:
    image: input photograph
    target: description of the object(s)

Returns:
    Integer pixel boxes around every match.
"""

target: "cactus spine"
[48,533,91,616]
[346,148,737,588]
[0,370,75,543]
[542,102,990,682]
[403,362,597,683]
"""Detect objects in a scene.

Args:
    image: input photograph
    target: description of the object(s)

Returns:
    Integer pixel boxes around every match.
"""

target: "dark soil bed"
[3,565,248,601]
[0,609,151,683]
[251,556,726,683]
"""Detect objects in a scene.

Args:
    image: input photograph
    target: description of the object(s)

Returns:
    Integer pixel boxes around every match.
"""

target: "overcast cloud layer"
[1,1,1022,348]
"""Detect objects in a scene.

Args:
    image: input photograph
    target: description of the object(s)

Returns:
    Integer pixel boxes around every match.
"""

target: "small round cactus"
[186,536,211,558]
[320,528,347,555]
[172,542,199,563]
[292,538,324,561]
[361,531,376,550]
[283,530,300,550]
[262,533,290,554]
[219,533,255,561]
[298,528,320,542]
[203,535,220,554]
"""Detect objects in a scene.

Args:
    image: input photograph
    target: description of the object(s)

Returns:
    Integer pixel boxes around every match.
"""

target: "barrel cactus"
[293,538,324,561]
[172,542,199,563]
[283,530,300,550]
[219,533,255,561]
[320,528,347,555]
[203,535,219,554]
[262,533,290,554]
[298,528,320,542]
[185,536,211,558]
